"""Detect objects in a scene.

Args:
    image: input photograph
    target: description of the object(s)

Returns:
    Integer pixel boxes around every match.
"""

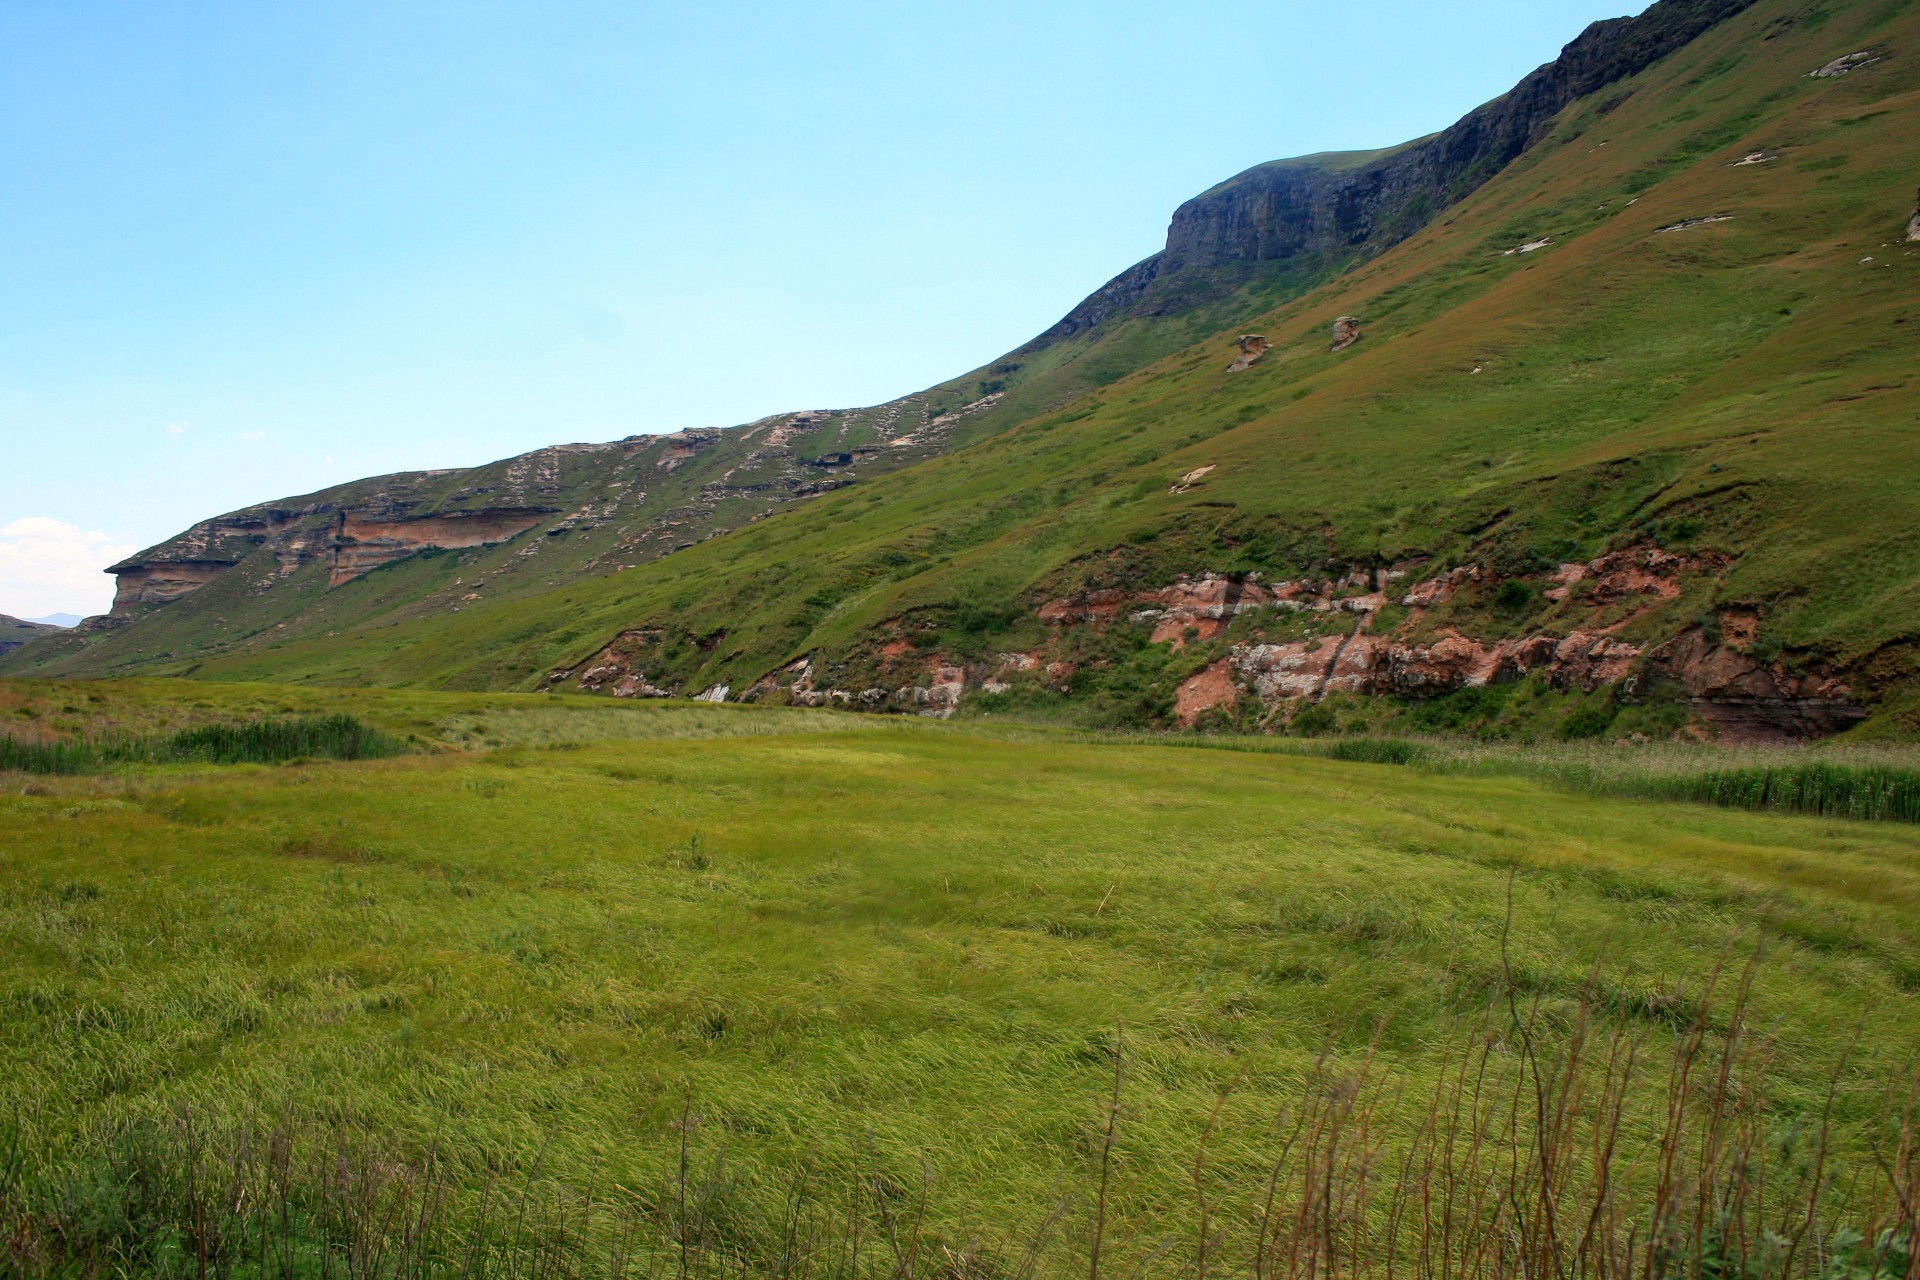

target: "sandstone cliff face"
[1024,0,1756,347]
[74,392,993,639]
[327,509,551,586]
[107,562,236,614]
[104,506,331,616]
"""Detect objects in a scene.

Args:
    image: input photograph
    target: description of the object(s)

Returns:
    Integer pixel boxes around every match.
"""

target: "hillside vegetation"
[8,0,1917,744]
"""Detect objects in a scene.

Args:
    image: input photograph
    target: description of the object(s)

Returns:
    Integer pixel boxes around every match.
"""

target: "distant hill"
[0,615,64,656]
[25,614,82,628]
[10,0,1918,740]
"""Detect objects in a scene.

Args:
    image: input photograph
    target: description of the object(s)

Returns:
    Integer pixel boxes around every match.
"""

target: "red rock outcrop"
[624,543,1859,742]
[1235,636,1351,700]
[562,628,676,699]
[1637,624,1864,741]
[1175,661,1240,726]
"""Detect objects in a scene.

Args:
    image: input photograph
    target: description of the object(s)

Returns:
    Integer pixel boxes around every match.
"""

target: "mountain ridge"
[28,0,1763,649]
[1022,0,1759,347]
[10,0,1917,740]
[0,615,63,658]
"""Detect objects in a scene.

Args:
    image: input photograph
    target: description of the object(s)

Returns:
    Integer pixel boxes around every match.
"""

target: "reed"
[0,714,407,775]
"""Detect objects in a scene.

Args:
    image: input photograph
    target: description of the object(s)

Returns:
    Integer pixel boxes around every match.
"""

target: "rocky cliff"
[1025,0,1757,347]
[7,387,1013,674]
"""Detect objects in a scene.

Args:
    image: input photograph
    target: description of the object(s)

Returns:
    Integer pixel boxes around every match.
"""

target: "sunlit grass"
[3,693,1917,1270]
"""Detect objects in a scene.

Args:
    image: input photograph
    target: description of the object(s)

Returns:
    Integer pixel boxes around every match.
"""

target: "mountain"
[25,614,82,628]
[8,0,1918,740]
[0,615,64,656]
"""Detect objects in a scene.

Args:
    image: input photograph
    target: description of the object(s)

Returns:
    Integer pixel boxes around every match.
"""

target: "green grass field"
[6,684,1919,1274]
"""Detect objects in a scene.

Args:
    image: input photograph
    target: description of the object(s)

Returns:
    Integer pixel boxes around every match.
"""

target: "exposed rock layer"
[108,562,236,615]
[328,510,551,586]
[1022,0,1756,349]
[685,547,1866,744]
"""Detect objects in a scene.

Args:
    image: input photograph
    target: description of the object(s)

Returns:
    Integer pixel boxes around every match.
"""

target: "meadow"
[4,683,1919,1275]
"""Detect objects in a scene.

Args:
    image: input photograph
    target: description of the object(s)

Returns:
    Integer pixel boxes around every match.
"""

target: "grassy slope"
[1,253,1346,687]
[0,678,872,753]
[80,0,1909,709]
[14,0,1917,720]
[0,616,58,654]
[4,695,1918,1249]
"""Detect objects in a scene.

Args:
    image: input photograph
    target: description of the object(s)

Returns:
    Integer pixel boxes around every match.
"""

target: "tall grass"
[1070,728,1920,825]
[1430,741,1920,824]
[0,714,407,775]
[4,967,1916,1279]
[1639,759,1920,823]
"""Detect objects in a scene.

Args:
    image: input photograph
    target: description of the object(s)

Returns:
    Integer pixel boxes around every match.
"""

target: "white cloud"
[240,430,268,442]
[0,517,138,620]
[166,421,189,436]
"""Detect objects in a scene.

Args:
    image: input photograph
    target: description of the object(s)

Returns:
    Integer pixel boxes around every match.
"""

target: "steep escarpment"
[3,391,1009,677]
[10,0,1767,683]
[1027,0,1757,345]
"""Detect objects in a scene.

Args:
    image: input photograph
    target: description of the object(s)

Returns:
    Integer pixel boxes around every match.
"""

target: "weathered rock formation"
[106,560,238,615]
[732,547,1850,741]
[1019,0,1757,347]
[1908,188,1920,242]
[1168,466,1218,495]
[1637,626,1863,740]
[327,509,550,586]
[1808,50,1884,78]
[1331,317,1362,353]
[1228,335,1270,372]
[655,429,721,471]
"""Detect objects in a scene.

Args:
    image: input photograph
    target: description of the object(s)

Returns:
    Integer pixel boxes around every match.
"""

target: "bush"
[1320,738,1430,765]
[1495,579,1539,613]
[1559,696,1618,741]
[1288,702,1338,738]
[1408,684,1517,736]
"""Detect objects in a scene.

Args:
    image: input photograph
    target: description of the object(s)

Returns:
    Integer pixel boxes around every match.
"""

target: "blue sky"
[0,0,1648,618]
